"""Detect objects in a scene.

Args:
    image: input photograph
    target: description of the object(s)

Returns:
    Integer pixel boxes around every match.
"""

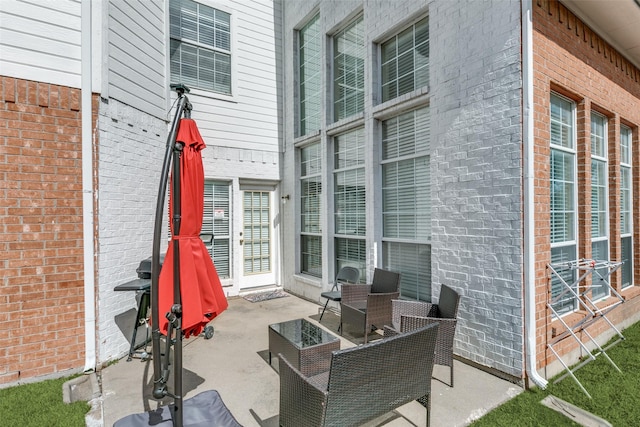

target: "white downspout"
[522,0,548,389]
[82,0,97,372]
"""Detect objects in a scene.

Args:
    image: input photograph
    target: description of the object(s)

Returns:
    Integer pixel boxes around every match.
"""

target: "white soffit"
[561,0,640,69]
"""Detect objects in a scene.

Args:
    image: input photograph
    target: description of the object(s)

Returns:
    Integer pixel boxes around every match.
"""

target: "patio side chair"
[278,323,439,427]
[340,268,400,343]
[319,266,360,323]
[383,284,461,387]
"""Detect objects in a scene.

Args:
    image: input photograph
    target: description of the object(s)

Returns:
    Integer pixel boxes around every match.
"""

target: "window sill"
[548,286,640,339]
[293,273,322,288]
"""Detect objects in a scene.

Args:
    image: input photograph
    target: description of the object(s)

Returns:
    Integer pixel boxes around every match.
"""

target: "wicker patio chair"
[319,266,360,323]
[340,268,400,343]
[383,284,461,387]
[278,323,439,427]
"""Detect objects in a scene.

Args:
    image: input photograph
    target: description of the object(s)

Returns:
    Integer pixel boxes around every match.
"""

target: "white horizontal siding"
[0,0,81,87]
[107,0,166,118]
[188,0,280,156]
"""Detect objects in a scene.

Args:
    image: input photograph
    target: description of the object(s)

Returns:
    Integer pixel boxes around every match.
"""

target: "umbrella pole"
[150,88,190,412]
[170,136,185,427]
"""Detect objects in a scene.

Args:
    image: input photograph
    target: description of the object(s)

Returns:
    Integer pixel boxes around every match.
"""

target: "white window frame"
[332,14,365,122]
[550,93,578,315]
[380,15,429,103]
[333,127,366,273]
[203,180,231,279]
[620,124,634,288]
[380,106,431,300]
[299,141,323,277]
[590,111,609,300]
[298,13,322,137]
[169,0,236,101]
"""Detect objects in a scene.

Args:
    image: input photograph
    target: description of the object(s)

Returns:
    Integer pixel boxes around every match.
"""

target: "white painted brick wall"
[430,0,523,377]
[97,97,168,362]
[281,0,525,378]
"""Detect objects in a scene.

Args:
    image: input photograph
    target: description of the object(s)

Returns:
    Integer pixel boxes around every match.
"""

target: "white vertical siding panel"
[0,0,81,88]
[107,0,166,118]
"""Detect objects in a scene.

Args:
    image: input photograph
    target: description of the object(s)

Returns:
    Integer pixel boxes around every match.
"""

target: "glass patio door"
[240,190,276,289]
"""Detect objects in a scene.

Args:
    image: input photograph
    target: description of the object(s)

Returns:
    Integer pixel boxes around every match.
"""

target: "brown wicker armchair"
[340,268,400,343]
[383,284,461,387]
[278,323,439,427]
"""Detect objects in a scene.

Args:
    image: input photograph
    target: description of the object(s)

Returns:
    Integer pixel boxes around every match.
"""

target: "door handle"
[239,239,244,245]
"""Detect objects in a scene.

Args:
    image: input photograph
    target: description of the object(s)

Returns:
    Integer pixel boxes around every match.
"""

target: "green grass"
[471,320,640,426]
[0,374,90,427]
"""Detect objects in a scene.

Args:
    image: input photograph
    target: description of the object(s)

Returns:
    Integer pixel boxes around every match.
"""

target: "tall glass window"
[590,112,609,299]
[381,16,429,103]
[299,14,321,136]
[334,128,366,272]
[333,15,364,121]
[620,125,633,288]
[550,94,577,315]
[300,143,322,277]
[170,0,231,94]
[381,107,431,300]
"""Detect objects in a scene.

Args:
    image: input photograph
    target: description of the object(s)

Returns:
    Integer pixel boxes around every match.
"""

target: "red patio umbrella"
[158,118,228,338]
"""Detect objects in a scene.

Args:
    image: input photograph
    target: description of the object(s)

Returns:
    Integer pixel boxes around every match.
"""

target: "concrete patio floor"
[96,291,522,426]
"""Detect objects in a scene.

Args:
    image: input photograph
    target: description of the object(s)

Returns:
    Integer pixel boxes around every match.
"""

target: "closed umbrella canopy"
[159,118,228,338]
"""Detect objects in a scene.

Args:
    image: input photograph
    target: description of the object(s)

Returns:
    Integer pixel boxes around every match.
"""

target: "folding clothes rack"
[546,259,625,398]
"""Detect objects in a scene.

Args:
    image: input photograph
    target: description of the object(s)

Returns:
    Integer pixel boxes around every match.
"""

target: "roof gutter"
[522,0,548,389]
[81,0,97,373]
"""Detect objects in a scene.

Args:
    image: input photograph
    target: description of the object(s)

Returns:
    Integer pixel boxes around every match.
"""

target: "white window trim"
[169,0,237,102]
[590,111,609,245]
[549,98,578,252]
[550,93,579,315]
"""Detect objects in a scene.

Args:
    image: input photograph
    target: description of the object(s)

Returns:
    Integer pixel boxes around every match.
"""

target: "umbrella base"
[113,390,242,427]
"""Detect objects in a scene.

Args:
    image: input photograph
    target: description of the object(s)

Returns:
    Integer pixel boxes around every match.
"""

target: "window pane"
[302,235,322,277]
[621,125,632,165]
[550,245,577,315]
[300,142,322,276]
[591,112,606,158]
[383,241,431,300]
[335,238,366,274]
[380,16,429,103]
[591,240,610,300]
[621,236,633,289]
[203,181,230,278]
[591,159,607,238]
[334,128,366,237]
[299,14,321,136]
[170,0,232,94]
[550,94,574,149]
[333,15,364,120]
[550,149,575,243]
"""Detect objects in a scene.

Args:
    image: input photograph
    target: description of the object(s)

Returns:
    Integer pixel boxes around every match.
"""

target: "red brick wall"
[533,0,640,372]
[0,77,93,385]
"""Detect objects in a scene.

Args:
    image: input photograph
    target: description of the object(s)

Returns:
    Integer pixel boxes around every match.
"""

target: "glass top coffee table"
[268,318,340,376]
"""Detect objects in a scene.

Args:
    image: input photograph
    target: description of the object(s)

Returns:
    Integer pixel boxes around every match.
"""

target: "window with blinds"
[299,14,321,136]
[620,124,633,288]
[333,15,364,121]
[381,16,429,103]
[334,128,366,272]
[300,143,322,277]
[203,180,230,278]
[381,106,431,300]
[550,93,577,315]
[170,0,231,94]
[590,112,609,299]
